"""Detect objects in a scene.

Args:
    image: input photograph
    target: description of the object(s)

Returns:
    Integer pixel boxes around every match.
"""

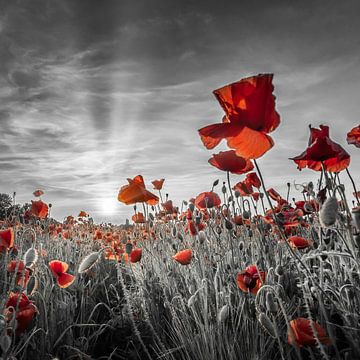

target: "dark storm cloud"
[0,0,359,222]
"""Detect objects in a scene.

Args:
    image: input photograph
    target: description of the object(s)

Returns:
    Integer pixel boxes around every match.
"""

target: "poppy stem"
[226,171,235,215]
[345,168,360,206]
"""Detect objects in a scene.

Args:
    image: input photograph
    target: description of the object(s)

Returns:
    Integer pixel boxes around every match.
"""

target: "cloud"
[0,0,359,222]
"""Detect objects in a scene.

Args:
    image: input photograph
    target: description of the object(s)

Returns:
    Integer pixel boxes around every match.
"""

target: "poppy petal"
[57,273,75,288]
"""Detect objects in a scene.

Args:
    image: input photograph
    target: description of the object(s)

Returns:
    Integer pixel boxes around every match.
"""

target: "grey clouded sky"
[0,0,359,222]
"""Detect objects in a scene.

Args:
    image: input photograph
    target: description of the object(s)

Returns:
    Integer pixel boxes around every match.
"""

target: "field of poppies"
[1,74,360,360]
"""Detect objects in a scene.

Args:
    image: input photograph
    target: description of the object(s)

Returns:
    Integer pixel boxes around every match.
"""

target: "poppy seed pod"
[188,203,195,212]
[304,202,314,213]
[320,196,338,227]
[218,304,229,323]
[0,334,11,353]
[24,247,38,269]
[234,190,240,198]
[125,242,133,255]
[198,230,207,244]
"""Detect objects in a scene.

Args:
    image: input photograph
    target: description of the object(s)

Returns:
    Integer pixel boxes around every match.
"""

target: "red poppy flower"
[245,172,261,188]
[78,211,88,217]
[152,178,165,190]
[0,228,14,250]
[31,200,49,219]
[288,318,331,347]
[236,265,266,295]
[33,189,44,197]
[173,249,193,265]
[48,260,75,288]
[233,181,253,196]
[186,219,205,236]
[252,192,260,201]
[291,125,350,172]
[198,74,280,159]
[208,150,254,174]
[130,248,142,263]
[132,212,146,224]
[288,236,312,249]
[118,175,159,205]
[195,192,221,209]
[347,125,360,148]
[162,200,176,214]
[5,292,38,334]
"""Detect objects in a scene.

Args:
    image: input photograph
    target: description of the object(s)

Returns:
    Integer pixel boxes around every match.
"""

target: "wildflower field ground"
[1,74,360,360]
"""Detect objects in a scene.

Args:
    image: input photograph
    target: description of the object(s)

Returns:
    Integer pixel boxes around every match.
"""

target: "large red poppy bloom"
[208,150,254,174]
[130,248,142,263]
[31,200,49,219]
[48,260,75,288]
[291,125,350,172]
[195,192,221,209]
[288,318,331,347]
[347,125,360,148]
[118,175,159,205]
[5,292,38,334]
[236,265,266,295]
[198,74,280,159]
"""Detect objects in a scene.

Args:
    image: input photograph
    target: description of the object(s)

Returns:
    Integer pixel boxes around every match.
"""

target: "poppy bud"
[234,190,240,198]
[188,203,195,212]
[225,220,233,230]
[216,226,222,234]
[266,292,278,314]
[258,313,276,338]
[275,265,284,276]
[187,294,197,307]
[228,195,233,203]
[0,315,6,332]
[125,242,133,255]
[259,193,264,199]
[243,211,250,219]
[0,334,11,353]
[218,304,229,323]
[239,241,244,251]
[198,230,206,244]
[172,226,177,237]
[222,182,227,194]
[213,179,219,187]
[148,213,154,221]
[320,196,338,227]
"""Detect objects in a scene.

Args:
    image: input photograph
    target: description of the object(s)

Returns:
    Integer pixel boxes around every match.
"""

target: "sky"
[0,0,359,223]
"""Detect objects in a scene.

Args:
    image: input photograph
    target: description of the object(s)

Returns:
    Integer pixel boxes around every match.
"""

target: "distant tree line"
[0,193,31,222]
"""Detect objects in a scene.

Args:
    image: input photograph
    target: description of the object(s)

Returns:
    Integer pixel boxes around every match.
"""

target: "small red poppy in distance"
[198,74,280,159]
[173,249,193,265]
[48,260,75,288]
[208,150,254,174]
[152,178,165,190]
[31,200,49,219]
[347,124,360,148]
[33,189,44,197]
[118,175,159,205]
[132,212,146,224]
[288,317,331,347]
[290,125,350,172]
[288,236,312,249]
[236,265,266,295]
[194,192,221,209]
[130,248,142,263]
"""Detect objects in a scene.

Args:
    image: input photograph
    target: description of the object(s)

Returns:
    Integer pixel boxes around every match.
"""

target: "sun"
[98,197,119,216]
